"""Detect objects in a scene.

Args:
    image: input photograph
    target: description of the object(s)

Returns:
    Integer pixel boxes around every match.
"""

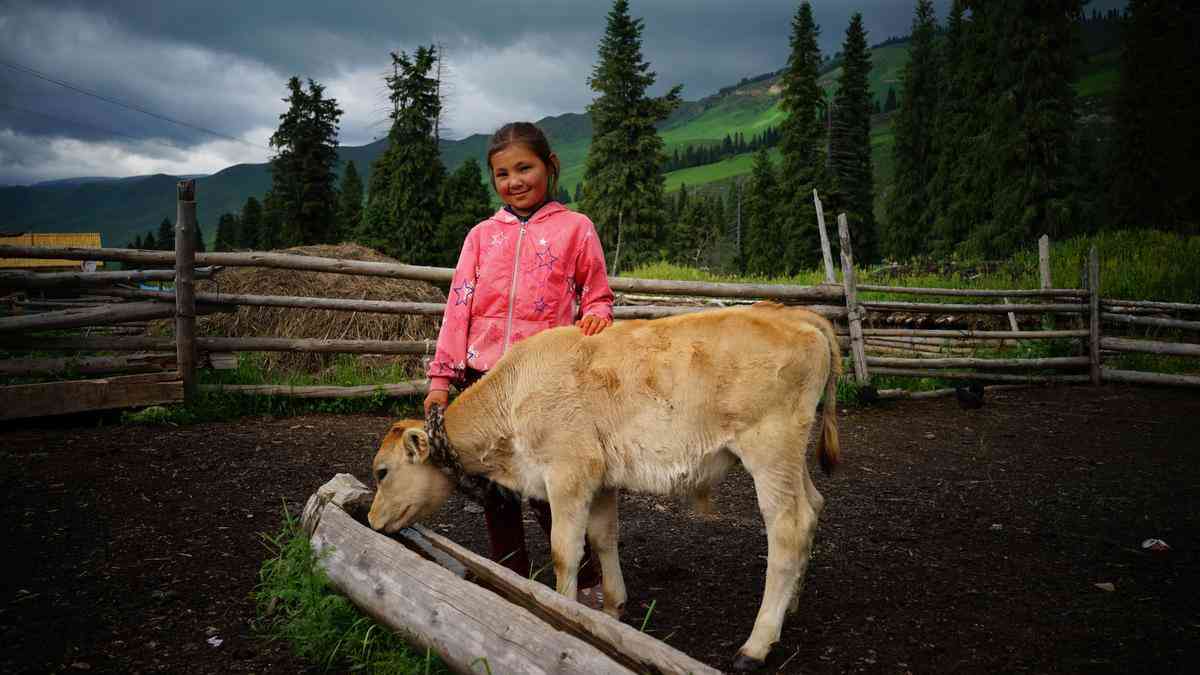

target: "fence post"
[837,213,869,385]
[813,190,836,285]
[1039,234,1054,330]
[175,180,198,401]
[1088,245,1101,385]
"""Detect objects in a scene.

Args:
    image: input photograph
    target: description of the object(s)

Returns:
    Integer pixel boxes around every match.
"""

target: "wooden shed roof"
[0,232,104,268]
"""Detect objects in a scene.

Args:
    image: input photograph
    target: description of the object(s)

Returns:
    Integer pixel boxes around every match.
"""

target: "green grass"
[1076,49,1121,99]
[819,44,910,105]
[255,505,449,674]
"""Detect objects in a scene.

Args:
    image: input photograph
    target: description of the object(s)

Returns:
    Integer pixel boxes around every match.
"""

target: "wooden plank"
[861,328,1088,340]
[412,524,722,675]
[1100,337,1200,357]
[0,353,175,377]
[0,373,183,420]
[1100,312,1200,332]
[837,213,869,385]
[199,381,425,398]
[860,300,1085,314]
[866,356,1090,370]
[0,301,232,333]
[870,367,1091,384]
[856,284,1086,298]
[305,502,632,675]
[1100,368,1200,388]
[813,190,836,284]
[0,267,215,289]
[176,179,198,401]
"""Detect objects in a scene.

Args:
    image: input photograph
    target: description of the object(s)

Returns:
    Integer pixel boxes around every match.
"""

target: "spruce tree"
[927,0,972,253]
[239,196,263,249]
[777,1,827,273]
[581,0,682,273]
[142,232,156,251]
[261,190,281,251]
[213,213,239,252]
[830,12,876,262]
[363,47,445,264]
[335,161,363,243]
[156,217,175,251]
[744,148,781,276]
[884,87,898,113]
[884,0,940,260]
[438,158,492,267]
[269,76,343,246]
[193,221,206,253]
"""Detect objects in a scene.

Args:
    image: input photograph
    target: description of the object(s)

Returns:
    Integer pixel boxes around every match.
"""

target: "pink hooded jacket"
[427,202,614,391]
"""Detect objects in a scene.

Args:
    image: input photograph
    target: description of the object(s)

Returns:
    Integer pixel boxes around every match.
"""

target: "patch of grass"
[255,505,450,674]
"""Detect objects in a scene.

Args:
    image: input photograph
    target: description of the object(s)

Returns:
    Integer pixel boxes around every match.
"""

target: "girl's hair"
[486,122,561,200]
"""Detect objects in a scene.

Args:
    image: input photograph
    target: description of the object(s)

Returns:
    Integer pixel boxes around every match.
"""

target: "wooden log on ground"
[0,267,216,290]
[1102,299,1200,312]
[1100,368,1200,388]
[0,301,233,333]
[302,485,635,675]
[199,381,424,399]
[0,353,176,377]
[860,300,1085,314]
[1100,337,1200,357]
[866,356,1090,370]
[0,372,182,421]
[1100,312,1200,332]
[874,383,1050,401]
[855,284,1086,298]
[870,367,1091,384]
[862,328,1088,340]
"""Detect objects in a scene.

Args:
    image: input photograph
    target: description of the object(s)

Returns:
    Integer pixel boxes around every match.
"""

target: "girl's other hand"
[424,389,449,416]
[575,313,613,336]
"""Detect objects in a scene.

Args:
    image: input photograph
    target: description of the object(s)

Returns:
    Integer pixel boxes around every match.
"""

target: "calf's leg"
[586,488,627,618]
[544,467,597,602]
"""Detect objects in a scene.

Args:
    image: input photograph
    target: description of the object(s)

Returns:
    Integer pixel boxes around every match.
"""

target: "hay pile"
[185,243,445,373]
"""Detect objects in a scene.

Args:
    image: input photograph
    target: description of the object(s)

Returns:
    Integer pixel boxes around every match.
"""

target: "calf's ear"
[401,428,431,464]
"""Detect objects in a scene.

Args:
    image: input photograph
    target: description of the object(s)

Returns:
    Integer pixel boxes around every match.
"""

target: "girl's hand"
[575,313,613,336]
[424,389,449,416]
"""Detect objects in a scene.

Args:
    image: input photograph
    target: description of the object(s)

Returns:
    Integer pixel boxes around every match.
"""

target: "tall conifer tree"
[778,1,827,273]
[744,148,781,276]
[156,217,174,251]
[884,0,940,260]
[239,196,263,249]
[363,47,445,263]
[269,77,343,246]
[438,158,492,267]
[335,160,364,243]
[830,13,876,262]
[581,0,682,272]
[213,213,239,252]
[927,0,970,253]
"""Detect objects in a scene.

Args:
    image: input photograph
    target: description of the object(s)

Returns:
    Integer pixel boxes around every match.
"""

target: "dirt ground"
[2,384,1197,674]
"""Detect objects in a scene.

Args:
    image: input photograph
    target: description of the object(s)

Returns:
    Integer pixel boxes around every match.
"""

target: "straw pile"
[176,243,445,373]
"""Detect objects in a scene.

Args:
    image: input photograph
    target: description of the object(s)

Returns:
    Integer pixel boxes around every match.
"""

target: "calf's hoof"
[731,652,766,672]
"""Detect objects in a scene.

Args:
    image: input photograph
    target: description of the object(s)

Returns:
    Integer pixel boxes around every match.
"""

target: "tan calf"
[368,302,841,671]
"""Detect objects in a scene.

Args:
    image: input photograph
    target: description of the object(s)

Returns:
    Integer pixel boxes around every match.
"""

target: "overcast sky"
[0,0,1125,185]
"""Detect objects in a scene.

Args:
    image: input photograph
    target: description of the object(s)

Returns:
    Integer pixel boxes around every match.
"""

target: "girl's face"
[490,145,556,216]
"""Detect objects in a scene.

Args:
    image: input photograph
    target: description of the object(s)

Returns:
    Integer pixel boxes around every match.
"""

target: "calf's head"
[367,420,455,533]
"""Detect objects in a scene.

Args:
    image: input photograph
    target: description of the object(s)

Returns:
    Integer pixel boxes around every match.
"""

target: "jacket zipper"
[502,224,527,351]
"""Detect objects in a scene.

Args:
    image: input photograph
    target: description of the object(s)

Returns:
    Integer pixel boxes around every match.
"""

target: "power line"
[0,59,269,150]
[0,101,193,154]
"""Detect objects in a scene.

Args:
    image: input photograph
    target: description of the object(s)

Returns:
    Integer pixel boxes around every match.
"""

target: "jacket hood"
[490,201,568,225]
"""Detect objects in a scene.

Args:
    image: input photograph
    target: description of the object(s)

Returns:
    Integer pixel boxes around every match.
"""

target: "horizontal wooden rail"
[1100,337,1200,357]
[197,337,432,354]
[860,300,1085,314]
[0,372,182,421]
[1101,368,1200,388]
[875,383,1037,401]
[1101,312,1200,332]
[0,245,843,302]
[94,287,447,317]
[866,356,1090,370]
[0,301,232,333]
[870,367,1091,384]
[1102,298,1200,312]
[200,381,425,398]
[862,328,1088,340]
[0,267,215,289]
[857,284,1088,298]
[0,335,175,352]
[0,353,175,377]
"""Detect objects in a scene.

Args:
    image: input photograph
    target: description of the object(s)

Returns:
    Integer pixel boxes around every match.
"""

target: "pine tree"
[884,0,940,260]
[269,76,343,246]
[261,191,281,251]
[193,221,206,253]
[884,86,898,113]
[573,182,583,204]
[142,232,156,251]
[438,159,492,267]
[132,235,143,250]
[1110,0,1200,232]
[744,148,781,276]
[363,47,446,264]
[581,0,682,273]
[927,0,972,253]
[830,13,877,261]
[335,161,363,243]
[213,213,239,252]
[777,1,827,273]
[239,196,263,249]
[156,217,175,251]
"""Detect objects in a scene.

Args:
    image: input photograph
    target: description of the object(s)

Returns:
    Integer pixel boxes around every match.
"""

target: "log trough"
[301,474,720,675]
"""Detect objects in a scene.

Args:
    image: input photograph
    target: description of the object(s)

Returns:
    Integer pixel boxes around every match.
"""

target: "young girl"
[424,121,614,603]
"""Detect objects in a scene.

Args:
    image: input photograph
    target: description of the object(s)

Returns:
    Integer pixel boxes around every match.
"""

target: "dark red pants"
[462,369,601,588]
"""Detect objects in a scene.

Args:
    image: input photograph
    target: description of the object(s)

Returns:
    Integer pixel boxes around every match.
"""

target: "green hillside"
[817,44,910,106]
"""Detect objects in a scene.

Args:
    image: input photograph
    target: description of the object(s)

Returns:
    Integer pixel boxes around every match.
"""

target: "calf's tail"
[808,315,842,475]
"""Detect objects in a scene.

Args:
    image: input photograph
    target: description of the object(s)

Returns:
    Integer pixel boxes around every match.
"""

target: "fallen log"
[1100,368,1200,388]
[0,372,182,420]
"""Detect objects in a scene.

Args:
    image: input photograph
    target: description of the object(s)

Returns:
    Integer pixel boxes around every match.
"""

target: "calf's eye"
[376,468,388,483]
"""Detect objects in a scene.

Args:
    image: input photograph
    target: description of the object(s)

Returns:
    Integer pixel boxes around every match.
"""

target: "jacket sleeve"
[575,220,614,321]
[427,228,480,391]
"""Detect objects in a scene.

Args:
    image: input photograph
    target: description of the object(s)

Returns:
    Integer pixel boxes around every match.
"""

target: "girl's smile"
[491,145,557,216]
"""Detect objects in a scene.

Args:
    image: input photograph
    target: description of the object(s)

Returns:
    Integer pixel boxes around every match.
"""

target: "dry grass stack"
[158,244,444,373]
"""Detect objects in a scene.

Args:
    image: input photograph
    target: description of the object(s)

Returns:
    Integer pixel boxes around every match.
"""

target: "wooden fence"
[2,184,1197,420]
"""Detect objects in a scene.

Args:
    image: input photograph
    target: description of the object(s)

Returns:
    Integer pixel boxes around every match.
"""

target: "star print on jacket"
[453,280,475,305]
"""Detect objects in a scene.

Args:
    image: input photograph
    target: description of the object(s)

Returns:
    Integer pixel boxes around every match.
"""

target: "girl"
[424,121,614,604]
